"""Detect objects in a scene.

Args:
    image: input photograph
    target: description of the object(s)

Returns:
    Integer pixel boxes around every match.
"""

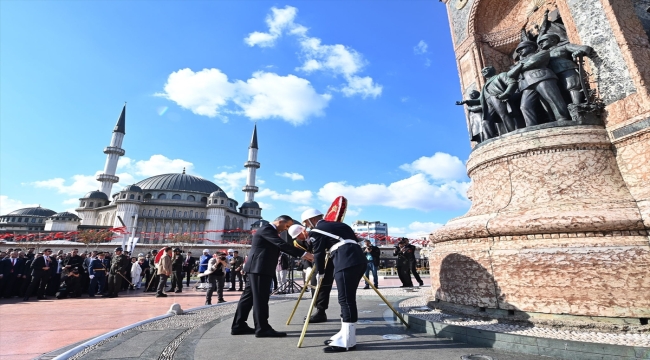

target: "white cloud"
[213,170,248,198]
[0,195,39,216]
[388,227,407,235]
[400,97,409,103]
[158,68,235,118]
[317,174,469,212]
[414,40,428,55]
[62,198,80,205]
[276,172,304,181]
[340,75,382,99]
[245,6,299,47]
[247,6,382,99]
[31,173,103,196]
[345,208,362,217]
[399,152,467,181]
[413,40,431,67]
[406,221,443,238]
[387,221,443,239]
[235,72,331,124]
[31,171,137,197]
[127,155,194,177]
[158,69,330,125]
[257,188,312,204]
[257,201,273,210]
[317,152,470,212]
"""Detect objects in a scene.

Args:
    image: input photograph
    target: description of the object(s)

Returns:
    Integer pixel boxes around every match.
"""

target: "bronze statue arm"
[566,44,594,60]
[496,83,518,101]
[522,50,551,71]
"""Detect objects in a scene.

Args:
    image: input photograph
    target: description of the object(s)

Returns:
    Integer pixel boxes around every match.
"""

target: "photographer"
[205,252,228,305]
[362,240,381,289]
[393,238,413,287]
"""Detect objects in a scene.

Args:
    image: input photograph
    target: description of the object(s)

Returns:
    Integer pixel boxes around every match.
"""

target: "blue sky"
[1,0,471,238]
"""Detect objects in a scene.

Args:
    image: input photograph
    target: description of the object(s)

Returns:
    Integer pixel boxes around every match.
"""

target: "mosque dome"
[241,201,260,208]
[135,173,222,194]
[83,190,109,200]
[210,190,227,197]
[122,184,143,192]
[7,206,57,217]
[50,212,81,220]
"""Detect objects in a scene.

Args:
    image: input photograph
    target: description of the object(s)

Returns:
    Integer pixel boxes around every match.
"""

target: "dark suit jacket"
[243,223,304,275]
[30,256,52,278]
[182,256,196,272]
[310,220,366,275]
[2,258,24,277]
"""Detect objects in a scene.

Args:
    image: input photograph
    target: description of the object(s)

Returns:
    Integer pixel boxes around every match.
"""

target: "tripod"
[272,255,302,295]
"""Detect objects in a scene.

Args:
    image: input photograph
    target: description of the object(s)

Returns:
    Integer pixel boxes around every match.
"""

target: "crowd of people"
[0,246,251,301]
[0,237,423,303]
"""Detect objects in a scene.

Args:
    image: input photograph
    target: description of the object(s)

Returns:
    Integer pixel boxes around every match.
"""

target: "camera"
[219,255,227,261]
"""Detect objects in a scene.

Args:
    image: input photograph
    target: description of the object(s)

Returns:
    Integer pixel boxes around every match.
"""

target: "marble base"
[428,125,650,319]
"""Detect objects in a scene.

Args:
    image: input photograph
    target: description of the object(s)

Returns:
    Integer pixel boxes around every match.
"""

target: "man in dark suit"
[2,251,25,298]
[300,209,366,353]
[182,251,196,287]
[24,249,53,300]
[231,215,313,337]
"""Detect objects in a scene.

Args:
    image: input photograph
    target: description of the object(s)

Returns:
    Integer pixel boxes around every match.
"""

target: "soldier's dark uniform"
[394,241,413,287]
[170,249,184,292]
[88,254,107,296]
[146,252,159,292]
[106,247,130,297]
[309,219,366,352]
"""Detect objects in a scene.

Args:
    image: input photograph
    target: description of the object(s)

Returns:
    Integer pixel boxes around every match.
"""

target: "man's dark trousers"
[170,271,183,291]
[229,271,243,290]
[232,273,274,333]
[397,260,413,287]
[314,261,335,310]
[156,274,168,294]
[409,260,423,285]
[107,273,122,296]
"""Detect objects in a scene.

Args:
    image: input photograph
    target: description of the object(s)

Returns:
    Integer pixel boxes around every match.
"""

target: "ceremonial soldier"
[169,248,184,293]
[300,209,366,353]
[105,247,129,298]
[88,252,107,297]
[288,223,334,323]
[145,250,159,292]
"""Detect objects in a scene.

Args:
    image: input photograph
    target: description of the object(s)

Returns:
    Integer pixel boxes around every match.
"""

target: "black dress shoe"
[308,308,327,323]
[363,285,370,289]
[231,326,256,335]
[155,293,168,298]
[23,297,29,301]
[418,282,424,286]
[205,301,211,305]
[238,288,244,291]
[323,345,356,353]
[218,298,226,303]
[226,288,235,291]
[255,329,287,338]
[174,290,182,293]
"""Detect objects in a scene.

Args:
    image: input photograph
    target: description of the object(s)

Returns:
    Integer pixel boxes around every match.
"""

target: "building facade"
[351,220,388,245]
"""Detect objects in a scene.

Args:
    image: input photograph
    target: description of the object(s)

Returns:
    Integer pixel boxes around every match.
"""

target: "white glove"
[304,267,312,279]
[316,273,324,282]
[89,275,95,279]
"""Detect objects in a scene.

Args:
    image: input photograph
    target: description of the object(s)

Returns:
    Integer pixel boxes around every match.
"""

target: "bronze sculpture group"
[457,10,595,144]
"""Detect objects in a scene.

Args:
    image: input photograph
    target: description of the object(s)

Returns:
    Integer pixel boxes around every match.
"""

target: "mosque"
[0,105,264,244]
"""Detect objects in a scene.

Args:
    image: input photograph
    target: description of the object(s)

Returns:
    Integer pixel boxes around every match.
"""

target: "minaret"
[242,124,259,202]
[97,104,126,197]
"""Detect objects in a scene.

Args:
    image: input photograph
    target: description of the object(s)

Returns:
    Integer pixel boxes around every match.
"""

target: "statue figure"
[472,66,521,133]
[537,33,594,105]
[510,41,571,126]
[537,9,569,45]
[456,90,497,143]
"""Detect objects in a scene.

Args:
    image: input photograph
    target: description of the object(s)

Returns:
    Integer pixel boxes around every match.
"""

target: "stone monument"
[432,0,650,324]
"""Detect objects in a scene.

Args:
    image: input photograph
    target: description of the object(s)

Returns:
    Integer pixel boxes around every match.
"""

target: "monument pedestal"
[428,124,650,321]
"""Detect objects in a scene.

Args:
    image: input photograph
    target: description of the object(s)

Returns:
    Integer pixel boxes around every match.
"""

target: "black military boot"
[307,308,327,323]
